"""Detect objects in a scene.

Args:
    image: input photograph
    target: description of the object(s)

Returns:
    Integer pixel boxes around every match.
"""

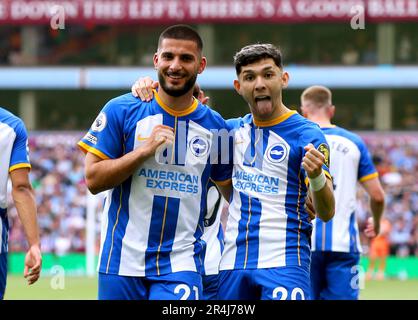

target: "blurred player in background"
[367,217,391,280]
[78,25,231,300]
[132,82,226,300]
[300,85,386,300]
[0,107,42,299]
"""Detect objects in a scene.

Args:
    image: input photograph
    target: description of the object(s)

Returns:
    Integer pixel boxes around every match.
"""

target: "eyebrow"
[161,51,196,60]
[180,53,195,59]
[242,66,275,74]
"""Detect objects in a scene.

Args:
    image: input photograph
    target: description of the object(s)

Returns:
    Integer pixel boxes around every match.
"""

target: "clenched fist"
[302,143,325,179]
[141,124,175,159]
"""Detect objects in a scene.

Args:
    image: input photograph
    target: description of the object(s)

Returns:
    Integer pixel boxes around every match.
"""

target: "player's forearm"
[12,185,40,247]
[312,178,335,222]
[86,147,149,194]
[362,178,385,234]
[370,197,385,234]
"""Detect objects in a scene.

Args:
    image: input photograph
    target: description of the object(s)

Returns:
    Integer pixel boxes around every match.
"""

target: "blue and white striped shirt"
[0,107,31,254]
[78,92,231,276]
[220,111,330,271]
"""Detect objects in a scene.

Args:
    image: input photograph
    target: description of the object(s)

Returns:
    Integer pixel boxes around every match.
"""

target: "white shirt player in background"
[0,107,42,299]
[300,86,386,300]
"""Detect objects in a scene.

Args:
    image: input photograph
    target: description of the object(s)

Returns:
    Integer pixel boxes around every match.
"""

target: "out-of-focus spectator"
[360,133,418,259]
[7,132,91,254]
[361,43,377,65]
[412,216,418,256]
[390,217,412,257]
[397,34,412,64]
[54,231,72,257]
[402,104,418,130]
[341,45,359,65]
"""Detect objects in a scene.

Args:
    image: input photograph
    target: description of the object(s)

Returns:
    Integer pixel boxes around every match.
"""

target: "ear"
[153,53,158,69]
[281,71,290,89]
[300,103,308,117]
[198,57,207,74]
[233,79,241,95]
[329,105,336,119]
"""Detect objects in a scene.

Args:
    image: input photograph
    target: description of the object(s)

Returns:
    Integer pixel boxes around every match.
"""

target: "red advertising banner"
[0,0,417,25]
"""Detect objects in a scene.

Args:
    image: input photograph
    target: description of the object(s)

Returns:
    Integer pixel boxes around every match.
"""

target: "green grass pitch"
[4,275,418,300]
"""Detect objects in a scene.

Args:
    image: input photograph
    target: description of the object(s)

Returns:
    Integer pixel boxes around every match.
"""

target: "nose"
[169,57,182,72]
[254,76,266,91]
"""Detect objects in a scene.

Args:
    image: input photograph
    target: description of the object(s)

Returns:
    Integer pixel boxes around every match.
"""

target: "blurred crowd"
[358,133,418,257]
[7,132,91,256]
[1,24,418,66]
[6,132,418,257]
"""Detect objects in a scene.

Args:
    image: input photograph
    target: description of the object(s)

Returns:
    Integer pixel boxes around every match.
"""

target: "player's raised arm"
[132,77,210,104]
[303,143,335,222]
[84,124,174,194]
[10,168,42,285]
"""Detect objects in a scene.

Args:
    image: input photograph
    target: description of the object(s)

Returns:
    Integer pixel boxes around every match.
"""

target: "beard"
[158,71,198,97]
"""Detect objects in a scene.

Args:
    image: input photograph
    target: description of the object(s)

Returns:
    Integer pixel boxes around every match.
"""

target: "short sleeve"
[356,137,378,183]
[9,119,31,172]
[78,99,125,159]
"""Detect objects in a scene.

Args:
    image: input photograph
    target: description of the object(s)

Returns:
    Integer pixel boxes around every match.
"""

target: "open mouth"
[167,73,185,80]
[254,95,273,113]
[254,95,271,102]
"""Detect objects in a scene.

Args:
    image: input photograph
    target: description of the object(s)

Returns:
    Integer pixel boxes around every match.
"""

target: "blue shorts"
[202,274,219,300]
[310,251,360,300]
[218,266,311,300]
[0,253,7,300]
[98,271,202,300]
[0,208,8,300]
